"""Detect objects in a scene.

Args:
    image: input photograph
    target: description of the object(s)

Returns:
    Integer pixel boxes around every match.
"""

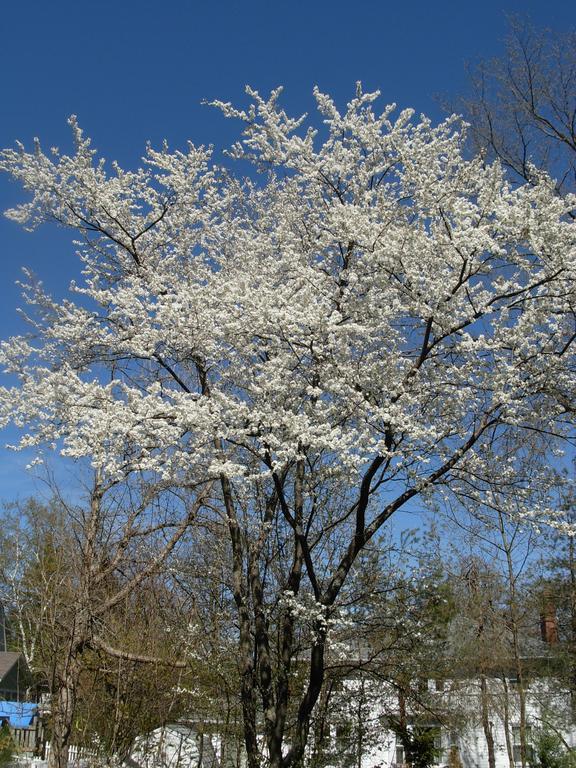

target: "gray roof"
[0,652,22,682]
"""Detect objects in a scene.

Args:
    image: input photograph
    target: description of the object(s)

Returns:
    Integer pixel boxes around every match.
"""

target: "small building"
[0,651,31,702]
[0,607,41,756]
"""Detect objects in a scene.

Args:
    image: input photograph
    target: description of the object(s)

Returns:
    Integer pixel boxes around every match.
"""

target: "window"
[512,725,533,764]
[395,743,405,766]
[335,723,351,749]
[433,729,446,765]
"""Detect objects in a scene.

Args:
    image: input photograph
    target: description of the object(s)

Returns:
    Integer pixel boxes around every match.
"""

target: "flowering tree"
[1,85,575,768]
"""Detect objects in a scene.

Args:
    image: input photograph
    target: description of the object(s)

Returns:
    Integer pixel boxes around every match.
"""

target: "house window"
[395,743,405,766]
[433,729,446,765]
[336,723,351,749]
[512,725,533,763]
[0,689,17,702]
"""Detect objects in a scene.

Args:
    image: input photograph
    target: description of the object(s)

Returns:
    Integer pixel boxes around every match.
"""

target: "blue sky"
[0,0,573,500]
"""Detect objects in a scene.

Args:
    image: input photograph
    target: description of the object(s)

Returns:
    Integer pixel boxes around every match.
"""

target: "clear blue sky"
[0,0,573,500]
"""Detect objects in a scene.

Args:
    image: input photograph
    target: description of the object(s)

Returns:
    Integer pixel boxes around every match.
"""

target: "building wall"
[322,675,576,768]
[124,675,576,767]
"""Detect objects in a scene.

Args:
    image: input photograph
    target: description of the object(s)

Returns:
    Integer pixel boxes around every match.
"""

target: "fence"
[43,743,99,765]
[11,725,39,753]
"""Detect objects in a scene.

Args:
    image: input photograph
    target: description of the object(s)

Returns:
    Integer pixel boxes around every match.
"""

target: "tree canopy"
[1,85,575,768]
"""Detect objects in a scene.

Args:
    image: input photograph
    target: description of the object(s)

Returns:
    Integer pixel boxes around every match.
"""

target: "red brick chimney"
[540,602,559,644]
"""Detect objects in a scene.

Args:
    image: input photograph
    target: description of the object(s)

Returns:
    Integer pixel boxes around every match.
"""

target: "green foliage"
[393,723,442,768]
[0,721,15,767]
[530,729,576,768]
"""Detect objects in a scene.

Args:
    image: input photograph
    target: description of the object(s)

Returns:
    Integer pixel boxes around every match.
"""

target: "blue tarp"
[0,701,37,728]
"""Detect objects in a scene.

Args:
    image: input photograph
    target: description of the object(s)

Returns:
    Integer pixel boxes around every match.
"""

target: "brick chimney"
[540,601,559,645]
[0,602,6,652]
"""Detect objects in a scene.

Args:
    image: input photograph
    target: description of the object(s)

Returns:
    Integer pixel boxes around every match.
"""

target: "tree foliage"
[530,729,576,768]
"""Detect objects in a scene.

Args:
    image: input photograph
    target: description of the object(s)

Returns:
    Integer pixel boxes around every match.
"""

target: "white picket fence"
[42,742,100,765]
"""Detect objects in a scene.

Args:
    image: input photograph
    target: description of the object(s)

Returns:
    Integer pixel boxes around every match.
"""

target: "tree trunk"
[501,675,515,768]
[356,677,365,768]
[499,513,529,768]
[569,536,576,719]
[48,650,82,768]
[309,682,332,768]
[480,674,496,768]
[283,634,326,768]
[222,472,260,768]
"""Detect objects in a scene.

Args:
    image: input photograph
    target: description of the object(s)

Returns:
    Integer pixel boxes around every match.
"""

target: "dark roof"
[0,652,22,682]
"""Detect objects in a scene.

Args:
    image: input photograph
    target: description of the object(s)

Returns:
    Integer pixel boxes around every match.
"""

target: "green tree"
[390,722,441,768]
[0,721,15,768]
[530,729,576,768]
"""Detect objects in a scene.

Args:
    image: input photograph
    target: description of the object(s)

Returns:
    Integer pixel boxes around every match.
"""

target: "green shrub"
[0,721,15,767]
[530,729,576,768]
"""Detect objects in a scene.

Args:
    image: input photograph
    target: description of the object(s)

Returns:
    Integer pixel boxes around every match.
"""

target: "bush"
[0,721,15,767]
[530,729,576,768]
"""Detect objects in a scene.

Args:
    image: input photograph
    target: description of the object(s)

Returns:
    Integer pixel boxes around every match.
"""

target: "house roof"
[0,652,22,682]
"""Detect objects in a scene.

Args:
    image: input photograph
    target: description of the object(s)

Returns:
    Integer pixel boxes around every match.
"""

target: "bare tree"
[0,477,211,768]
[457,17,576,212]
